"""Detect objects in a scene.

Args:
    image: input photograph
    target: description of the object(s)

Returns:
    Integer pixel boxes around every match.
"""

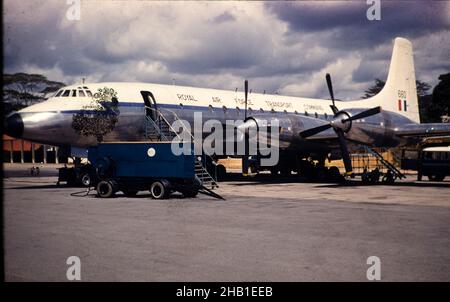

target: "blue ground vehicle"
[88,142,202,199]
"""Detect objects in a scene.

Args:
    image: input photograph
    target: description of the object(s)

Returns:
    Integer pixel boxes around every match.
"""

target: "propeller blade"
[342,106,381,123]
[330,104,339,115]
[300,124,332,138]
[244,79,248,120]
[336,129,353,174]
[326,73,335,108]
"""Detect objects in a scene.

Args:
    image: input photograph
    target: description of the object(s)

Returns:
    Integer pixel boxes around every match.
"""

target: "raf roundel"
[147,147,156,157]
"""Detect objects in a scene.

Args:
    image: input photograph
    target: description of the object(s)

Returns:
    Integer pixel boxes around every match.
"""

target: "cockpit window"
[86,90,93,97]
[55,90,63,97]
[62,90,70,97]
[71,90,77,97]
[78,90,86,97]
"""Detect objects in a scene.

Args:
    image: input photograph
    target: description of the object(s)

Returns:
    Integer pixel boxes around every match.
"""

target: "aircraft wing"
[391,123,450,138]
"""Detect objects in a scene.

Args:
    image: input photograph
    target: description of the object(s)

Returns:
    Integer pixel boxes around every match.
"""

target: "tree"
[3,73,65,114]
[426,73,450,122]
[362,79,431,99]
[416,80,432,97]
[362,79,385,99]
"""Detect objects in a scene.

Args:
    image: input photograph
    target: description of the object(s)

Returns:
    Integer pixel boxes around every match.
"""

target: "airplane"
[5,37,450,180]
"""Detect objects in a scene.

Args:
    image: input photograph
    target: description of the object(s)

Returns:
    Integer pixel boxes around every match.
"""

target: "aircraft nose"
[4,113,24,138]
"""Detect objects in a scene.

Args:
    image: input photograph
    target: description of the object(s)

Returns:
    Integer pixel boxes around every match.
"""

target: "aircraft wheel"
[80,173,92,187]
[96,180,115,198]
[216,164,226,181]
[428,174,445,181]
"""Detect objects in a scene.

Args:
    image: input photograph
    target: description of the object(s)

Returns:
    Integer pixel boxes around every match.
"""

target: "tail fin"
[370,37,420,123]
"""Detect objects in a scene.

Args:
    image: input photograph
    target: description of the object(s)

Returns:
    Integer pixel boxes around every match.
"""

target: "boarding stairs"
[144,110,219,190]
[363,146,406,179]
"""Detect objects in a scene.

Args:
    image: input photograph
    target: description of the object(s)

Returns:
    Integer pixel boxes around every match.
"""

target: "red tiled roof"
[3,135,42,151]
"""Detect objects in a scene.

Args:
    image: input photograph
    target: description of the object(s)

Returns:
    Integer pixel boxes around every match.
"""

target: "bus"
[401,146,450,181]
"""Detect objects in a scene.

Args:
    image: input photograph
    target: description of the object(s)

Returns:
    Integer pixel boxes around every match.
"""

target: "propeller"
[300,73,382,175]
[326,73,338,114]
[244,79,248,120]
[300,106,381,138]
[243,79,250,174]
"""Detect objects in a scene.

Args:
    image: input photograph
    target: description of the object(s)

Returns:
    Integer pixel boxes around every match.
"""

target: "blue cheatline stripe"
[35,100,331,120]
[57,101,293,114]
[403,100,407,112]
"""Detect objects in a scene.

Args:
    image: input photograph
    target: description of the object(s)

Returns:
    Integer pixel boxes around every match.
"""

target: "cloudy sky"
[4,0,450,100]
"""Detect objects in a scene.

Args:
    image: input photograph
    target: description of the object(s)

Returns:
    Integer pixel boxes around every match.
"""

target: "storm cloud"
[4,0,450,100]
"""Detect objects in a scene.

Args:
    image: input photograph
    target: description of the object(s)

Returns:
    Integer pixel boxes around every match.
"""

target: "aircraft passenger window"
[55,90,63,97]
[71,90,77,97]
[62,90,70,97]
[78,90,86,97]
[86,90,93,97]
[83,86,89,89]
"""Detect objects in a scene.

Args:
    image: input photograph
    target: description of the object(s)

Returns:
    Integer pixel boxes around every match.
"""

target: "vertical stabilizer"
[370,37,420,123]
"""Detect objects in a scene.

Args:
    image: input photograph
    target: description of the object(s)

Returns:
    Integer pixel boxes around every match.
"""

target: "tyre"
[216,164,226,180]
[150,180,170,199]
[181,189,199,198]
[428,174,445,181]
[80,173,92,187]
[96,180,115,198]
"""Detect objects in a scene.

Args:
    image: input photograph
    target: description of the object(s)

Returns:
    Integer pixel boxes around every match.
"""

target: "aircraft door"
[140,91,158,121]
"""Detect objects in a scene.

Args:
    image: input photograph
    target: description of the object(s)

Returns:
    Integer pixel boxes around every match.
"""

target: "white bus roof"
[423,146,450,152]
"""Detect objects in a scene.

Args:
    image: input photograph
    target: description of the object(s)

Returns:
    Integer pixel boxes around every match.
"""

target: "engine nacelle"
[238,114,329,148]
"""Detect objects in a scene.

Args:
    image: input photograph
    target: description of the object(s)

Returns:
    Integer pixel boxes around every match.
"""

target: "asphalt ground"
[3,163,450,281]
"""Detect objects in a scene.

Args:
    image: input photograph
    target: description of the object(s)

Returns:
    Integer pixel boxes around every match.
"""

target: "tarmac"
[3,163,450,281]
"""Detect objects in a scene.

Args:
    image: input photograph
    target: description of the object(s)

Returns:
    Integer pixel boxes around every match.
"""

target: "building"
[3,135,66,164]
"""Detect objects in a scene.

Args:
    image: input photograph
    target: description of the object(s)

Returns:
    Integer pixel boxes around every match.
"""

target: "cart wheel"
[150,181,169,199]
[80,173,91,187]
[96,180,115,198]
